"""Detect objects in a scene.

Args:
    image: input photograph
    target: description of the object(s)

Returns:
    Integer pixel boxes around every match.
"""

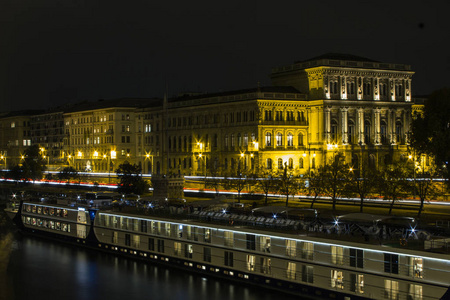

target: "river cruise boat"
[6,200,450,300]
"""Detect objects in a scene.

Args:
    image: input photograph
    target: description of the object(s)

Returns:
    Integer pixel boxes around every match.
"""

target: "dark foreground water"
[4,234,301,300]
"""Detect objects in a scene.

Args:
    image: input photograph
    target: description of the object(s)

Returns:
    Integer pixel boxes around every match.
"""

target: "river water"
[4,233,301,300]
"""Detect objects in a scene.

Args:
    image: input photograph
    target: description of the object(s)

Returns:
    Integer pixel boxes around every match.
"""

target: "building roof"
[298,53,379,64]
[0,110,44,119]
[170,86,301,103]
[64,98,162,113]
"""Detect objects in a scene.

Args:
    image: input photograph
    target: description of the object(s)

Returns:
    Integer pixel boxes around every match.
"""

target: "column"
[341,107,348,144]
[357,108,364,144]
[374,108,381,145]
[389,109,396,144]
[341,76,347,100]
[324,75,330,99]
[325,107,331,144]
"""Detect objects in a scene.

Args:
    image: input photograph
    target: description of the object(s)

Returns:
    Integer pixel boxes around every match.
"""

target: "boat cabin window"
[224,231,234,247]
[204,229,211,243]
[286,240,296,257]
[410,257,423,279]
[246,234,256,250]
[286,262,296,279]
[301,242,313,260]
[331,270,344,289]
[331,246,343,265]
[259,236,271,253]
[246,255,255,271]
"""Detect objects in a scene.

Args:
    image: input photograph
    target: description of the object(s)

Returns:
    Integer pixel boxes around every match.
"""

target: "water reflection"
[7,235,301,300]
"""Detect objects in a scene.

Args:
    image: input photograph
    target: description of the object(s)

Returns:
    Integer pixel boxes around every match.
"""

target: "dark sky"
[1,0,449,112]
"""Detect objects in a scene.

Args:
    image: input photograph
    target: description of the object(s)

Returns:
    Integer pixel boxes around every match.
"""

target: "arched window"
[331,120,338,142]
[231,134,235,147]
[288,158,293,169]
[278,158,284,169]
[299,157,304,169]
[348,120,355,144]
[380,121,387,144]
[287,133,293,146]
[266,158,272,169]
[213,134,218,148]
[364,120,371,144]
[298,133,304,146]
[396,121,403,144]
[312,157,316,169]
[276,133,283,146]
[237,133,242,147]
[265,132,272,147]
[224,135,229,147]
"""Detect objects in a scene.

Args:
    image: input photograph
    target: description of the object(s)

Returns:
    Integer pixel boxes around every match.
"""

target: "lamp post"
[409,153,416,199]
[0,154,6,170]
[109,150,116,183]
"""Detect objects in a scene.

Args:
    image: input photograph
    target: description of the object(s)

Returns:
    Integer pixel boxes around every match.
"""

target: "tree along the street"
[346,157,380,213]
[307,168,326,209]
[204,156,223,196]
[277,162,302,207]
[407,164,441,217]
[115,162,149,195]
[58,167,78,182]
[410,88,450,187]
[223,168,249,203]
[256,169,278,206]
[21,145,45,181]
[380,161,409,215]
[321,153,351,211]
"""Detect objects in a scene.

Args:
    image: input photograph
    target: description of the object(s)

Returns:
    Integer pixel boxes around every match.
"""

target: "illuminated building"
[62,98,159,172]
[0,110,40,168]
[0,54,420,175]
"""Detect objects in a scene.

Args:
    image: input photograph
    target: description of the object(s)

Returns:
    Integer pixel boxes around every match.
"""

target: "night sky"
[1,0,449,112]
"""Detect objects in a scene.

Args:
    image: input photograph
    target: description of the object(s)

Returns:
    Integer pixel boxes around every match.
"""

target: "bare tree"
[307,168,326,209]
[277,162,301,207]
[380,161,409,215]
[321,153,350,211]
[346,158,380,212]
[256,169,277,206]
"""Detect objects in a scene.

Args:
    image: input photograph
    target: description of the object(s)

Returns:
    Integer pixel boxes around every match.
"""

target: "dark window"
[140,220,147,233]
[246,234,256,250]
[384,253,399,274]
[148,238,154,251]
[125,234,130,246]
[350,249,364,268]
[224,251,234,267]
[203,247,211,262]
[157,239,165,253]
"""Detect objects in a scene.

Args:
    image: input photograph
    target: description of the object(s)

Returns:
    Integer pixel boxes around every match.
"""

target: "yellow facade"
[0,54,418,177]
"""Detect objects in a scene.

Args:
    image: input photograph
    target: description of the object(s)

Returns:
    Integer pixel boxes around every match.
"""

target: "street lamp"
[409,153,416,199]
[0,154,6,170]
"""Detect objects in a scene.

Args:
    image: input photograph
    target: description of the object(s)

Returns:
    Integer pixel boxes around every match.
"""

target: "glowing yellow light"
[126,153,130,157]
[250,153,254,157]
[408,155,413,160]
[110,150,116,159]
[0,155,4,160]
[93,151,99,158]
[334,144,338,149]
[21,155,25,159]
[240,153,244,158]
[40,147,45,152]
[349,167,353,172]
[77,151,82,158]
[146,154,150,158]
[302,153,307,157]
[198,153,202,158]
[68,155,72,159]
[43,155,46,159]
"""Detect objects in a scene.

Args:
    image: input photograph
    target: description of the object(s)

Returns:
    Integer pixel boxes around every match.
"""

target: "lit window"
[331,270,344,289]
[246,255,255,271]
[286,240,296,257]
[331,246,343,265]
[384,279,399,300]
[410,257,423,279]
[287,262,296,279]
